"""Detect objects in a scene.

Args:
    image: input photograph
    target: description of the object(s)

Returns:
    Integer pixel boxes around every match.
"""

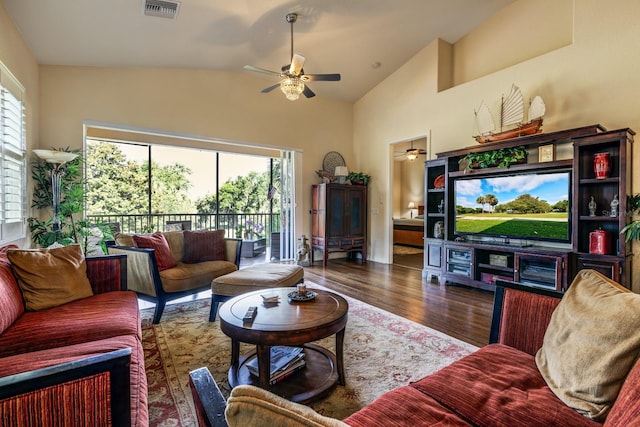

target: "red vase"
[589,229,611,255]
[593,152,611,179]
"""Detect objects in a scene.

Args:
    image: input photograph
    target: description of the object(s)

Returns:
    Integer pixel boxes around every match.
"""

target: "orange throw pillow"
[183,230,226,263]
[7,244,94,311]
[133,232,177,271]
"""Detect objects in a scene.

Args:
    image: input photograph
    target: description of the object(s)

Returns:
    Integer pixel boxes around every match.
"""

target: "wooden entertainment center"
[423,124,634,291]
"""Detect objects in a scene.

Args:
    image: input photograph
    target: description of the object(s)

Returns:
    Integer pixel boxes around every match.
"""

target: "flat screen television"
[453,170,571,243]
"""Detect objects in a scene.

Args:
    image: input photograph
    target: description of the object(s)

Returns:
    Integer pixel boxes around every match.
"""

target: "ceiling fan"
[395,140,427,161]
[244,13,341,101]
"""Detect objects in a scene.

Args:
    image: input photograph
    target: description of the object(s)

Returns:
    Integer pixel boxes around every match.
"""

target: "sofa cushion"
[133,232,177,271]
[412,344,600,427]
[536,269,640,421]
[225,385,348,427]
[162,231,185,262]
[0,290,140,358]
[0,245,23,335]
[159,260,237,293]
[7,244,94,311]
[343,384,471,427]
[0,334,148,427]
[182,229,226,263]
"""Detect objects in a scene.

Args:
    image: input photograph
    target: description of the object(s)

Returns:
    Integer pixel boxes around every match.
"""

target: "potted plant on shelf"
[346,172,371,186]
[460,146,527,170]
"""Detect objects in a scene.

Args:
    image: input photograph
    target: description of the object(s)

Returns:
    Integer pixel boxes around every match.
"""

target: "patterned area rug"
[141,286,478,426]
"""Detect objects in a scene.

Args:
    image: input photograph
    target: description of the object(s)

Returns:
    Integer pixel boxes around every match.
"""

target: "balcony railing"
[87,213,281,241]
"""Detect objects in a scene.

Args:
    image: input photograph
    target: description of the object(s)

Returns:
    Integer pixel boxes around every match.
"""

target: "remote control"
[243,306,258,323]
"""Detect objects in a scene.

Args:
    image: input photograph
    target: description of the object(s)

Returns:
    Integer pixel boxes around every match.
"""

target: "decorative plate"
[434,175,445,188]
[288,290,317,302]
[322,151,346,175]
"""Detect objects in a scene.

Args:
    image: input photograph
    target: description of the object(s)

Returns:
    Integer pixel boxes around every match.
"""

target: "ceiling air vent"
[143,0,180,19]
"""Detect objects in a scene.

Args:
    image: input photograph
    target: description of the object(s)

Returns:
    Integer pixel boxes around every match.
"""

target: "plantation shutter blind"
[0,61,26,243]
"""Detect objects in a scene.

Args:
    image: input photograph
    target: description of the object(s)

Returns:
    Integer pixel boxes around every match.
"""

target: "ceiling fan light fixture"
[406,150,419,161]
[280,76,305,101]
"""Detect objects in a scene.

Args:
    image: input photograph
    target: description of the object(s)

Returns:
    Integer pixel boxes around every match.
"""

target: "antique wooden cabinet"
[311,183,367,266]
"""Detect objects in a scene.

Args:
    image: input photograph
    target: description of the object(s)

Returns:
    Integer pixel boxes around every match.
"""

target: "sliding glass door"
[85,138,295,260]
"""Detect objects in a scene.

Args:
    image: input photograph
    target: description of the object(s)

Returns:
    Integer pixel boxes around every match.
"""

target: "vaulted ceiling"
[2,0,513,102]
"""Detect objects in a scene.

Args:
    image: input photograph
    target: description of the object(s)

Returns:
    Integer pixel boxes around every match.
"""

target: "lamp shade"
[335,166,348,176]
[408,202,416,209]
[33,149,78,164]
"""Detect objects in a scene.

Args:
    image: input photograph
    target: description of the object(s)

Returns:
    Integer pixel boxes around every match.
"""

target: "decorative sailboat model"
[474,84,546,144]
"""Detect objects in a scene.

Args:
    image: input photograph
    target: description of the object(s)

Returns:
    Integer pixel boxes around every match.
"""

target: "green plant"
[460,146,527,170]
[28,148,112,254]
[346,172,371,185]
[620,194,640,242]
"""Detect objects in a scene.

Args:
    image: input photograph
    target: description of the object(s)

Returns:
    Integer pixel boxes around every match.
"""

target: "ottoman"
[208,263,304,321]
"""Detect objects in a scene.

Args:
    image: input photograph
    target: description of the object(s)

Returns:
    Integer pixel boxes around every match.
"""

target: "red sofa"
[189,279,640,426]
[0,248,148,427]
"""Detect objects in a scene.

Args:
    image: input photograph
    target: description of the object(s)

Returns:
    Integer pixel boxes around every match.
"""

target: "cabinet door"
[514,253,564,291]
[575,256,621,284]
[347,187,366,237]
[445,246,473,277]
[327,186,346,238]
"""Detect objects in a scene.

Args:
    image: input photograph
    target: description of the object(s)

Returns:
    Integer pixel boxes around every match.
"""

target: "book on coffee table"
[246,346,306,384]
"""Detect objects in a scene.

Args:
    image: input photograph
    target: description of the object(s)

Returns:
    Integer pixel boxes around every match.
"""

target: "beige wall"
[37,65,353,242]
[354,0,640,291]
[0,4,39,246]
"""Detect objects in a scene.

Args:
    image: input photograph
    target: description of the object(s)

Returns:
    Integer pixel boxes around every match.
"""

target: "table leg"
[257,345,271,387]
[336,327,346,385]
[230,339,240,370]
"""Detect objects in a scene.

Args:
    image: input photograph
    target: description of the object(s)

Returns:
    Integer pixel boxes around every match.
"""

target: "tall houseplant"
[28,148,113,253]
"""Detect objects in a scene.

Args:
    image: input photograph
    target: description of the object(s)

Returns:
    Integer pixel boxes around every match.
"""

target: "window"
[0,62,26,244]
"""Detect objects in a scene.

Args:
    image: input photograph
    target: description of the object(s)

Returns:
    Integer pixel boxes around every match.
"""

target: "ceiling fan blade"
[261,83,281,93]
[244,65,281,76]
[304,73,341,82]
[303,85,316,98]
[289,54,306,76]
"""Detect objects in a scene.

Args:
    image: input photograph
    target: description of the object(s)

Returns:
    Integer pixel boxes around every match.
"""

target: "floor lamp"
[33,149,79,242]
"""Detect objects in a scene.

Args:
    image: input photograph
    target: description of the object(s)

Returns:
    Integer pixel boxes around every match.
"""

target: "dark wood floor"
[304,259,494,348]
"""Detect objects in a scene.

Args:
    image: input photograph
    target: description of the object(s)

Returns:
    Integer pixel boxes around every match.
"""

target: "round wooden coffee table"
[218,286,348,403]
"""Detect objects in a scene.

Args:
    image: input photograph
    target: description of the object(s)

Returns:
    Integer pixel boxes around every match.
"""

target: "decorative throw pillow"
[132,231,177,271]
[535,269,640,421]
[225,385,348,427]
[6,244,94,311]
[183,230,226,263]
[114,232,136,247]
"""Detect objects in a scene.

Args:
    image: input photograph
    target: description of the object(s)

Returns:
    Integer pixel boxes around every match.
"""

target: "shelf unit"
[423,159,447,283]
[571,128,634,288]
[425,124,632,291]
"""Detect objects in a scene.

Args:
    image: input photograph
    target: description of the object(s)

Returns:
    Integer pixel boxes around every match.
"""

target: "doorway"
[390,137,428,270]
